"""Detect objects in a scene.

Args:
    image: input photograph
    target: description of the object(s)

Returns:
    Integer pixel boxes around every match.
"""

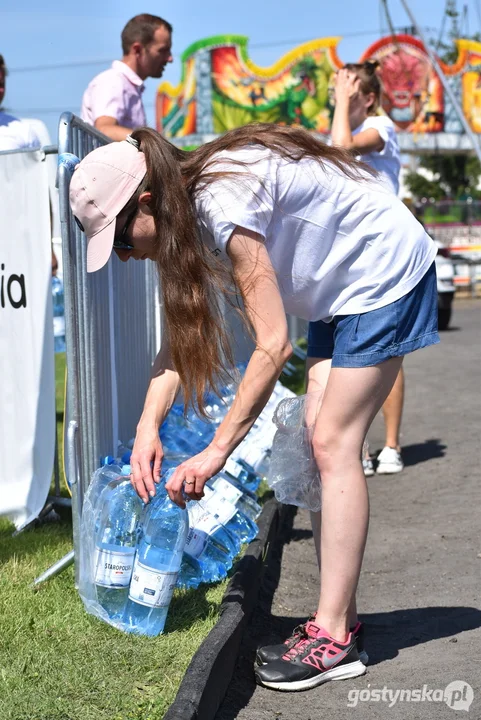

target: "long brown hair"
[344,61,381,115]
[130,123,373,415]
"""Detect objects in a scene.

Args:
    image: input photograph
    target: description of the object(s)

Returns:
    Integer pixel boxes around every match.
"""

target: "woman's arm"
[331,69,384,155]
[130,339,181,503]
[165,227,293,507]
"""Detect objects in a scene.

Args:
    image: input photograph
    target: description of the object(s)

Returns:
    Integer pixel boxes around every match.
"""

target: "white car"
[434,240,456,330]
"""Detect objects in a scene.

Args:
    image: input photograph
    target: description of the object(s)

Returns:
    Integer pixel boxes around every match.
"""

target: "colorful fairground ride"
[156,32,481,156]
[156,32,481,292]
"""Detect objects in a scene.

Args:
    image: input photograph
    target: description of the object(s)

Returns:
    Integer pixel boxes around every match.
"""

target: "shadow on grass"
[166,583,227,634]
[0,518,73,565]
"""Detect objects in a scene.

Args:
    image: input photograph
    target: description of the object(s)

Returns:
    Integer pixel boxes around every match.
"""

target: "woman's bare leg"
[305,356,331,569]
[306,357,360,629]
[381,366,405,450]
[312,357,404,641]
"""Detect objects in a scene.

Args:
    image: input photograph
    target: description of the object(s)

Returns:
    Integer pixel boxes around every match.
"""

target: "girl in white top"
[329,61,406,476]
[69,124,438,692]
[331,61,400,193]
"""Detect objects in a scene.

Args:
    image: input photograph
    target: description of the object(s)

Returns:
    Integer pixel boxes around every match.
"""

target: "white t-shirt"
[352,115,400,195]
[0,112,41,151]
[195,146,436,323]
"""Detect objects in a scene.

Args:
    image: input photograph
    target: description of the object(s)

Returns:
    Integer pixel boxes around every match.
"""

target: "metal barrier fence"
[37,114,160,584]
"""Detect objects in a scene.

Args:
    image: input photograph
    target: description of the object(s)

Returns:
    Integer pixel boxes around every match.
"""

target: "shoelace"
[283,628,315,660]
[284,623,307,649]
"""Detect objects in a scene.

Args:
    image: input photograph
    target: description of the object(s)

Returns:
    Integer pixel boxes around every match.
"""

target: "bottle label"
[184,525,209,558]
[94,547,136,588]
[212,477,243,505]
[185,503,223,558]
[128,558,178,608]
[53,316,65,338]
[202,486,237,525]
[224,457,243,480]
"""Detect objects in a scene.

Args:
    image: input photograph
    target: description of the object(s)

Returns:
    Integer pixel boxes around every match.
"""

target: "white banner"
[0,149,55,528]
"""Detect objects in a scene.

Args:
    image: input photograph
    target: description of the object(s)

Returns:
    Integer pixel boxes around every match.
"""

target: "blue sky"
[1,0,480,141]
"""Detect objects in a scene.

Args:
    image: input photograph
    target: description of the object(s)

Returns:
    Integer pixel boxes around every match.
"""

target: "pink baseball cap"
[69,138,147,272]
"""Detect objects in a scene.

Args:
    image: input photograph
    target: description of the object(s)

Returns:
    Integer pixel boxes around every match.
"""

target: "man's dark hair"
[121,14,172,55]
[0,55,6,73]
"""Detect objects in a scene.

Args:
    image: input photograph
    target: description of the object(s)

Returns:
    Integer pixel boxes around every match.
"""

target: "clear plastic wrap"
[78,466,127,629]
[266,390,323,512]
[79,466,188,635]
[78,466,147,630]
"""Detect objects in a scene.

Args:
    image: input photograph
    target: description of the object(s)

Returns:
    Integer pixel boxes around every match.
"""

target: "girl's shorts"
[307,263,440,368]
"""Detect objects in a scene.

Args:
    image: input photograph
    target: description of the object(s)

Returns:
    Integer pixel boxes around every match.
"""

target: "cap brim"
[86,218,117,273]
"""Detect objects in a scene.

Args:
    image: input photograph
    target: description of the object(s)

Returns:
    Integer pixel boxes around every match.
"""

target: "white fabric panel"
[0,149,55,528]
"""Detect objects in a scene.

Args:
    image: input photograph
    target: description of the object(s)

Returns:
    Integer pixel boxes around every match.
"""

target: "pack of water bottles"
[78,368,295,636]
[78,462,264,636]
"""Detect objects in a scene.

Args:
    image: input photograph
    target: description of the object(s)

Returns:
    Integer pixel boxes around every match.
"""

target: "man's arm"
[94,116,135,142]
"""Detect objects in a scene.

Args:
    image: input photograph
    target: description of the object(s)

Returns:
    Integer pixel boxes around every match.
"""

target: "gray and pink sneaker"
[256,618,368,666]
[255,621,366,692]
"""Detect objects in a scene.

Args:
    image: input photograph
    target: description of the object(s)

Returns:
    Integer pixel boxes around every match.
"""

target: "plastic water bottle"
[177,500,235,589]
[160,422,201,456]
[52,275,66,353]
[199,485,253,548]
[94,476,143,619]
[223,456,261,494]
[211,474,262,522]
[123,476,188,636]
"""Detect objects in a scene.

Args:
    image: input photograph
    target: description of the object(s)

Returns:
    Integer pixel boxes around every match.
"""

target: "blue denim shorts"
[307,263,440,367]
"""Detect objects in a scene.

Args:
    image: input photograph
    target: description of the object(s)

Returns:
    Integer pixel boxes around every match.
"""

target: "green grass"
[0,353,299,720]
[0,517,229,720]
[0,352,231,720]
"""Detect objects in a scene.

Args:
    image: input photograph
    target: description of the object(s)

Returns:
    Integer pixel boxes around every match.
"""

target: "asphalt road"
[216,299,481,720]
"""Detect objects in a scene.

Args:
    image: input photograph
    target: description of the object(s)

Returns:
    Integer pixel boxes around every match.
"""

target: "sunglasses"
[113,206,137,251]
[74,206,137,251]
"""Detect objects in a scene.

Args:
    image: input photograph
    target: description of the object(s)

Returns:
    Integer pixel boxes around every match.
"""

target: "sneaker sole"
[257,650,369,667]
[363,468,375,477]
[376,464,403,474]
[256,660,366,692]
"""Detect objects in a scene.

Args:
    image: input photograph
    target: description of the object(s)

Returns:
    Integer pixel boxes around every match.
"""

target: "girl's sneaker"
[362,457,375,476]
[256,619,368,666]
[376,446,404,474]
[362,440,374,476]
[255,615,316,666]
[255,621,366,692]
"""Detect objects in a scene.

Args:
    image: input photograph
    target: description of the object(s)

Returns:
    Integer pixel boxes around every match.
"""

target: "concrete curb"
[164,497,294,720]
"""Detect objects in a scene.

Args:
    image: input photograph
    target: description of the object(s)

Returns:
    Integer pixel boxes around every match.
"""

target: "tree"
[404,154,481,201]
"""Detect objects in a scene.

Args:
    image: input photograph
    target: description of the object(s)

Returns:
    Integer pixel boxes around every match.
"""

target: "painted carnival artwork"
[156,33,481,141]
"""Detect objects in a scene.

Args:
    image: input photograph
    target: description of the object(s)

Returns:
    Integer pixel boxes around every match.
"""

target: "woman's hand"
[165,444,228,508]
[130,425,164,503]
[334,68,361,103]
